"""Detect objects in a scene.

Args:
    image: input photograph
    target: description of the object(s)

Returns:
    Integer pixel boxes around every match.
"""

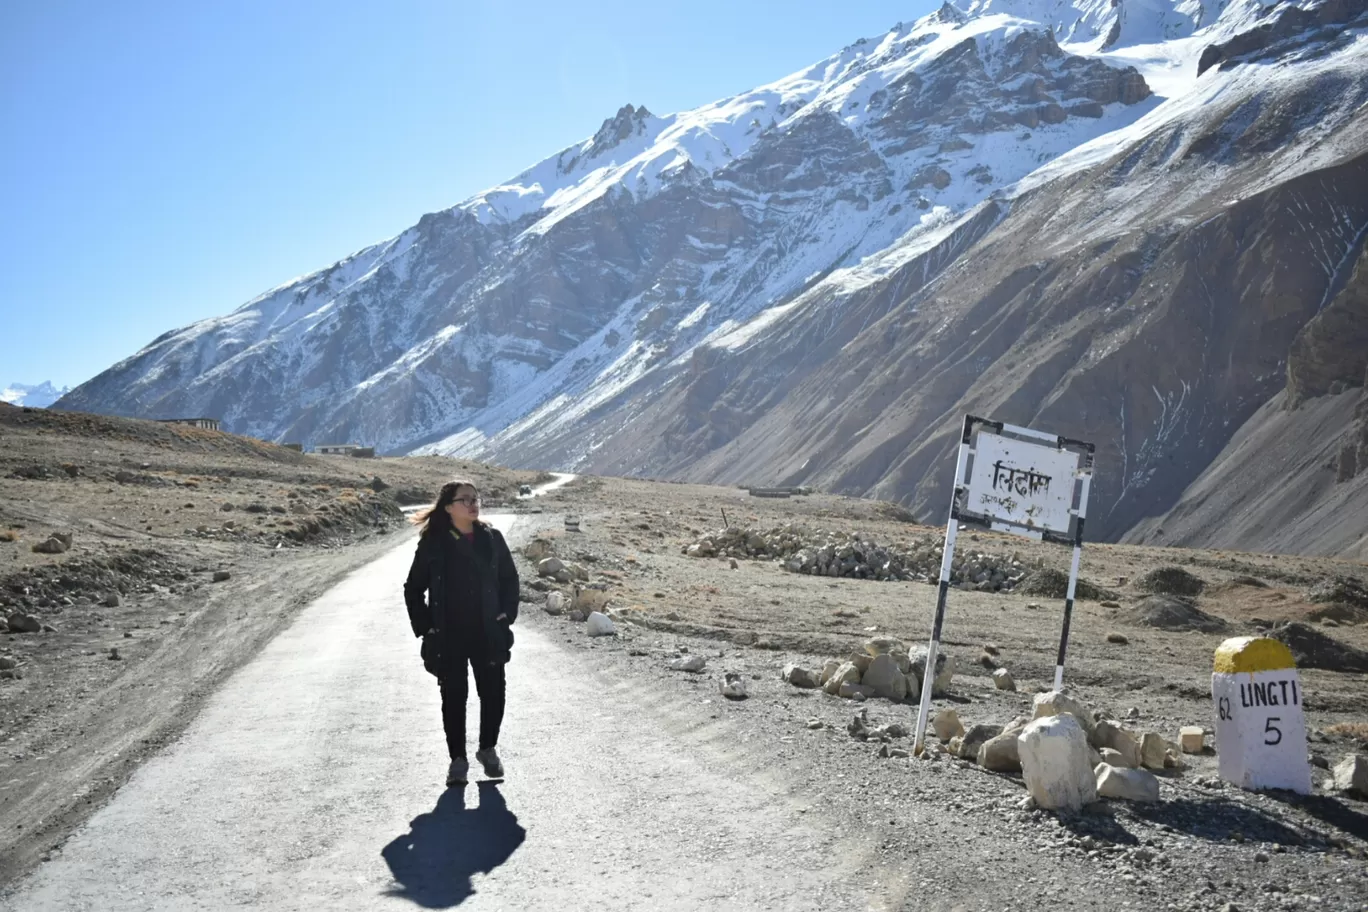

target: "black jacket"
[403,523,519,666]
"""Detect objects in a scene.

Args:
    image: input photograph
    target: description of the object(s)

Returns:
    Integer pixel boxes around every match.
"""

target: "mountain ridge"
[57,0,1368,555]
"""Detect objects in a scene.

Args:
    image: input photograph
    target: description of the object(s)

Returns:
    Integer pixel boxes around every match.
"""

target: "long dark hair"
[411,478,482,537]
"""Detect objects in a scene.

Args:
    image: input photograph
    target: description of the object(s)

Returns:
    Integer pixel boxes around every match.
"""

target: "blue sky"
[1,1,937,390]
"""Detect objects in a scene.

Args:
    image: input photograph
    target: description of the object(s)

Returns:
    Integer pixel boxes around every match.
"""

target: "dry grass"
[0,529,19,543]
[1326,722,1368,744]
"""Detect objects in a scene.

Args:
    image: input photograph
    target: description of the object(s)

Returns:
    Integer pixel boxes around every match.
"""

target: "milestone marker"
[1211,636,1312,795]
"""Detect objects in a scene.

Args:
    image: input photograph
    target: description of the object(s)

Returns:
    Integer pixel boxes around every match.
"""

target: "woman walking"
[404,479,519,786]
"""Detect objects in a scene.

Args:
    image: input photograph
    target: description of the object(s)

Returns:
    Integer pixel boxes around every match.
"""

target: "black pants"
[440,656,506,760]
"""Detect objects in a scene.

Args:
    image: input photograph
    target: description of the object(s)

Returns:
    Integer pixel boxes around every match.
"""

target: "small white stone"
[1180,726,1205,753]
[585,611,616,637]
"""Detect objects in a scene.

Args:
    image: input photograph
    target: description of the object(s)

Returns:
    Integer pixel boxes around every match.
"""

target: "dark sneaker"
[475,747,503,778]
[446,757,469,787]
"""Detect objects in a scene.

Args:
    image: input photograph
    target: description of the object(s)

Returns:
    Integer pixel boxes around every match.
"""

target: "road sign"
[913,415,1094,756]
[1212,637,1312,794]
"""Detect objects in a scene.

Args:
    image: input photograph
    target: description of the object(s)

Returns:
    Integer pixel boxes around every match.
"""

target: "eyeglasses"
[451,496,481,507]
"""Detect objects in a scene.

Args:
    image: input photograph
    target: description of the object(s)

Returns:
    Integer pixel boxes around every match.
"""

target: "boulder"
[1092,721,1142,768]
[823,662,861,695]
[961,723,1004,759]
[861,654,908,702]
[979,729,1024,771]
[212,570,231,582]
[1140,732,1168,770]
[5,613,41,634]
[1019,714,1098,811]
[670,655,707,673]
[537,557,566,578]
[849,652,874,674]
[1096,764,1160,802]
[839,683,876,700]
[1032,691,1094,735]
[932,709,965,741]
[1332,754,1368,797]
[1098,748,1126,767]
[31,536,69,554]
[523,538,555,562]
[889,650,912,674]
[0,656,16,670]
[782,664,821,688]
[1179,726,1205,754]
[104,592,121,608]
[819,658,842,685]
[586,612,616,637]
[909,647,955,696]
[544,591,566,615]
[992,668,1016,691]
[903,672,922,704]
[720,672,749,700]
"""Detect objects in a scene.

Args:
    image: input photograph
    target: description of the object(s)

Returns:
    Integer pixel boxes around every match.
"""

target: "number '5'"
[1264,717,1282,746]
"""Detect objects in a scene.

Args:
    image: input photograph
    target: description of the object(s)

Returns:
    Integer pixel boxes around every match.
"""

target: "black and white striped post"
[1054,468,1091,691]
[912,415,975,756]
[912,415,1093,756]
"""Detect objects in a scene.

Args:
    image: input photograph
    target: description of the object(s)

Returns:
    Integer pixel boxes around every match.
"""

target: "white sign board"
[964,432,1079,535]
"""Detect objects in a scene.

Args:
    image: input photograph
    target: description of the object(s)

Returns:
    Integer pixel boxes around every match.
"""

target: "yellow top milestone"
[1213,636,1297,674]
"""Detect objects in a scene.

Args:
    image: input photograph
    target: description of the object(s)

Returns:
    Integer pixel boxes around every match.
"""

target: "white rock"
[979,729,1024,771]
[839,683,875,700]
[1179,726,1205,753]
[1031,691,1094,735]
[544,591,566,615]
[1140,732,1168,770]
[1094,721,1142,768]
[1098,747,1127,767]
[889,650,911,674]
[720,672,748,700]
[782,664,821,688]
[992,668,1016,691]
[849,652,874,674]
[585,612,616,637]
[932,709,965,742]
[1095,764,1160,803]
[819,658,842,685]
[861,654,908,702]
[823,662,861,695]
[1333,754,1368,797]
[670,655,707,673]
[537,556,565,578]
[1018,714,1098,811]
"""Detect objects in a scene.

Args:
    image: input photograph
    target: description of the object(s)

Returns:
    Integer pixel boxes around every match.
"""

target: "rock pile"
[684,525,1032,590]
[782,636,956,703]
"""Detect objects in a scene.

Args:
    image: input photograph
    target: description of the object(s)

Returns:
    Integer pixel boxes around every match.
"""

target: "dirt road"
[0,504,892,911]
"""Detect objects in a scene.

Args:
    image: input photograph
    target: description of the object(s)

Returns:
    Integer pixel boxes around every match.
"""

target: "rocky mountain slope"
[58,0,1368,553]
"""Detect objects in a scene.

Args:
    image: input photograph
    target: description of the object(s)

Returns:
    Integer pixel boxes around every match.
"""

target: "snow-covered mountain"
[59,0,1368,551]
[2,382,70,409]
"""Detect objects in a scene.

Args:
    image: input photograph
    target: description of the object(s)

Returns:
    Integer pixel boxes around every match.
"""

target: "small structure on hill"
[315,443,361,456]
[156,417,220,431]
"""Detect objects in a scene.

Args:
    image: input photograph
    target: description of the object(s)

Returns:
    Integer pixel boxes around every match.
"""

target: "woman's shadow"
[381,782,526,908]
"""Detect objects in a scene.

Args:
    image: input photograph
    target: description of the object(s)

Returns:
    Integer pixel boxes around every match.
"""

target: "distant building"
[157,417,220,431]
[347,446,376,458]
[315,444,361,456]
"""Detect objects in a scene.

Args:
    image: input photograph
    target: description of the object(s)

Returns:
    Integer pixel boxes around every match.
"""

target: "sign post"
[1212,636,1312,794]
[912,415,1094,755]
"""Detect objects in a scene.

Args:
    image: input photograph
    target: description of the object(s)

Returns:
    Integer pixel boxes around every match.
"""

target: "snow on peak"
[2,381,69,408]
